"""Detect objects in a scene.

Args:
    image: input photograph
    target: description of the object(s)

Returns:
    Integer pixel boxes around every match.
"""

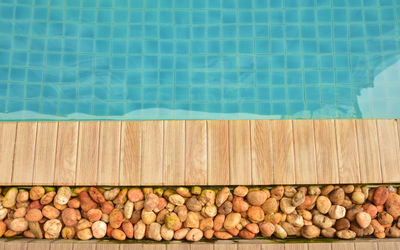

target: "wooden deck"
[0,119,399,186]
[0,238,399,250]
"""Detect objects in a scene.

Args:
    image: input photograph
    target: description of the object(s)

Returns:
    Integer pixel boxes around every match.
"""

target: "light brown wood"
[229,120,252,185]
[314,120,339,184]
[54,122,79,185]
[12,122,37,184]
[251,120,273,185]
[120,244,143,250]
[28,240,51,250]
[356,120,383,183]
[185,120,207,185]
[166,244,189,250]
[98,121,121,185]
[4,239,30,250]
[141,121,163,185]
[214,245,237,250]
[336,120,361,183]
[261,245,284,250]
[377,120,400,182]
[143,244,166,250]
[378,241,400,250]
[0,122,17,184]
[191,244,213,250]
[292,120,317,184]
[285,244,308,250]
[33,122,57,185]
[76,121,100,186]
[331,242,355,250]
[164,120,185,185]
[207,120,230,185]
[96,244,120,250]
[271,120,295,184]
[120,121,141,186]
[238,244,261,250]
[309,243,331,250]
[50,241,73,250]
[72,242,96,250]
[355,241,377,250]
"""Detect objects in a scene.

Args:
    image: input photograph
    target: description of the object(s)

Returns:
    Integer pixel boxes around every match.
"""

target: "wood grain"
[251,120,274,185]
[285,244,307,250]
[314,120,339,184]
[33,122,57,185]
[309,243,331,250]
[4,239,29,250]
[377,119,400,182]
[54,122,79,185]
[72,242,96,250]
[143,244,166,250]
[185,120,207,185]
[238,244,261,250]
[191,244,213,250]
[141,121,163,185]
[98,121,121,185]
[164,120,185,185]
[76,121,100,186]
[355,241,377,250]
[50,241,73,250]
[207,120,230,185]
[378,241,400,250]
[336,120,361,183]
[120,121,141,186]
[292,120,317,184]
[262,245,284,250]
[229,120,252,185]
[28,241,51,250]
[214,245,238,250]
[0,122,17,184]
[331,242,355,250]
[355,120,382,183]
[271,120,295,184]
[12,122,37,184]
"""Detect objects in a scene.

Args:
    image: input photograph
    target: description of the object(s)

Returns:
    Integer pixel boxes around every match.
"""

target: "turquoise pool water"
[0,0,400,120]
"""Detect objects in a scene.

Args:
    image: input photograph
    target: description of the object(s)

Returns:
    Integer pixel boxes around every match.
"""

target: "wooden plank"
[229,120,252,185]
[238,244,261,250]
[261,244,284,250]
[271,120,295,184]
[72,243,96,250]
[336,120,361,183]
[144,245,166,250]
[377,119,400,182]
[28,240,51,250]
[98,121,121,185]
[76,121,100,186]
[120,244,143,250]
[50,240,73,250]
[214,245,237,250]
[313,120,339,184]
[120,121,141,186]
[355,241,377,250]
[54,122,79,185]
[0,239,3,250]
[331,242,355,250]
[309,243,331,250]
[378,241,400,250]
[4,239,30,250]
[191,244,213,250]
[292,120,317,184]
[250,120,274,185]
[96,244,120,250]
[141,121,163,185]
[163,120,185,185]
[207,120,230,185]
[185,120,207,185]
[285,244,308,250]
[0,122,17,184]
[167,245,189,250]
[355,120,382,183]
[12,122,37,185]
[33,122,57,185]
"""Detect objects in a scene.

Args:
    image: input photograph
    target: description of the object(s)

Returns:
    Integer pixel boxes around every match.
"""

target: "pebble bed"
[0,185,400,241]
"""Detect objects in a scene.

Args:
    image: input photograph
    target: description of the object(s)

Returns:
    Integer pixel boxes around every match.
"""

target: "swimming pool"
[0,0,399,120]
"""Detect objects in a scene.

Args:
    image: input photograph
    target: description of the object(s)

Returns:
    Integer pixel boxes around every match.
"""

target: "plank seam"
[333,120,341,184]
[10,122,19,183]
[118,121,123,186]
[74,121,81,186]
[31,121,39,185]
[311,120,319,184]
[96,122,102,186]
[228,121,231,185]
[249,120,253,185]
[206,120,209,186]
[352,120,362,183]
[161,120,165,186]
[291,120,298,185]
[375,120,385,183]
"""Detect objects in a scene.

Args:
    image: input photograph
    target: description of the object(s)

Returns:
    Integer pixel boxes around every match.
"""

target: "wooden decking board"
[33,122,58,185]
[285,244,307,250]
[229,120,252,185]
[355,120,383,183]
[331,242,355,250]
[141,121,163,185]
[335,120,361,184]
[54,122,79,185]
[185,121,207,185]
[292,120,317,184]
[98,121,121,185]
[3,119,400,186]
[12,122,37,185]
[0,122,16,184]
[207,120,230,185]
[250,120,274,185]
[76,121,100,186]
[377,120,400,183]
[163,120,185,185]
[120,121,141,186]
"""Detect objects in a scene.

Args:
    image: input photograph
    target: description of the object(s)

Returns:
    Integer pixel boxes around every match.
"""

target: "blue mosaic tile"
[0,0,399,120]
